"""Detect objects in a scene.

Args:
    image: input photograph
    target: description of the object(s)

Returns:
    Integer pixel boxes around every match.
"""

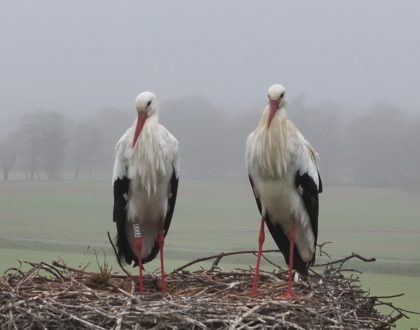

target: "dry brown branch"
[174,249,280,272]
[0,250,412,330]
[317,241,332,259]
[314,253,376,267]
[107,231,132,277]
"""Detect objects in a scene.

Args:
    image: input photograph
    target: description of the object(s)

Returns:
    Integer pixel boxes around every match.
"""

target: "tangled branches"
[0,251,414,329]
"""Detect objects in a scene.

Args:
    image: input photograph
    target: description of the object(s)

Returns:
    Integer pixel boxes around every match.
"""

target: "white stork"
[246,84,322,298]
[112,91,179,293]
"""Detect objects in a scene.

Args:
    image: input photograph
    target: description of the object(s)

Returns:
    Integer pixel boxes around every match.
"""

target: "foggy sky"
[1,0,419,133]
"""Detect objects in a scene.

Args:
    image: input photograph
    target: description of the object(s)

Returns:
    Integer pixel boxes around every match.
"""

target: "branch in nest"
[0,250,413,330]
[174,249,280,272]
[107,231,132,277]
[317,241,332,259]
[314,253,376,267]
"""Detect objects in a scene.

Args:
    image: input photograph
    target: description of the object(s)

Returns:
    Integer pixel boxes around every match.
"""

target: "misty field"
[1,180,419,328]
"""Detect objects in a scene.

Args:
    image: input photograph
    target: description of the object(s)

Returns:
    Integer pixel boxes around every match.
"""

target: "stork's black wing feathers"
[264,214,309,275]
[318,171,323,193]
[249,175,309,275]
[164,166,179,233]
[248,176,262,214]
[295,171,321,265]
[142,166,179,264]
[113,174,137,265]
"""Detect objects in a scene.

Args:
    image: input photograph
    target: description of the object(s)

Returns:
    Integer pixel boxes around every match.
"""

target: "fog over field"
[1,1,420,188]
[1,1,420,114]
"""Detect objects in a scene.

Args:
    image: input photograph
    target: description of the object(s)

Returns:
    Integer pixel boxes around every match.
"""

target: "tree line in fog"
[1,96,419,190]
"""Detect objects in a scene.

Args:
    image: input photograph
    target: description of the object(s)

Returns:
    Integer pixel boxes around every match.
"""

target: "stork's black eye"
[280,92,285,98]
[147,100,152,107]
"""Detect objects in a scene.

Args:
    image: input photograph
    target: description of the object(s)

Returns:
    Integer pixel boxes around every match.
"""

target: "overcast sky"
[1,0,419,127]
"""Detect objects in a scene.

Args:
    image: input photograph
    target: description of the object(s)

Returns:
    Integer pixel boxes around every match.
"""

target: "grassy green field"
[0,180,419,328]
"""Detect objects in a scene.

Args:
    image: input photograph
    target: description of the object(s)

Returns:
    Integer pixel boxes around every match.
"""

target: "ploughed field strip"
[0,251,410,329]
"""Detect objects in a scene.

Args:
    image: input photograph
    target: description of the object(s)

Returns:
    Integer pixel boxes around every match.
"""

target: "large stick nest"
[0,250,413,329]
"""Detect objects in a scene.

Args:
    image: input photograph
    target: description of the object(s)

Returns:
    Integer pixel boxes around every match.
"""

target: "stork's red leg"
[133,224,144,293]
[282,226,296,299]
[251,217,265,296]
[158,230,166,294]
[134,237,144,293]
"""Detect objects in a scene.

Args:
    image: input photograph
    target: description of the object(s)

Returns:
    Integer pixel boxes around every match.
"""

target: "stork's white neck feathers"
[127,114,166,196]
[249,106,293,179]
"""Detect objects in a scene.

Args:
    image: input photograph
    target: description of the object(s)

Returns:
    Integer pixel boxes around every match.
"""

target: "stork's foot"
[250,217,265,298]
[250,268,260,297]
[250,285,258,297]
[134,237,144,294]
[160,278,167,295]
[280,288,296,300]
[281,225,297,300]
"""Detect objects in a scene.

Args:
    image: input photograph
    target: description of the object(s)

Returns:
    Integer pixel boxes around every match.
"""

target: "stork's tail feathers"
[264,215,314,276]
[115,232,138,266]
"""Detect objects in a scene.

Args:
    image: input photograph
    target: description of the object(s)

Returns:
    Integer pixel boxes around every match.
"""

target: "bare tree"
[161,97,228,179]
[0,138,17,180]
[16,112,44,180]
[348,103,411,188]
[69,121,102,179]
[87,108,132,175]
[289,99,345,185]
[40,112,67,180]
[16,111,67,180]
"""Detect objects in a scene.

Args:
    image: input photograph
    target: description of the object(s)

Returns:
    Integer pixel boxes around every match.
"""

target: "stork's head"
[267,84,286,128]
[132,91,157,147]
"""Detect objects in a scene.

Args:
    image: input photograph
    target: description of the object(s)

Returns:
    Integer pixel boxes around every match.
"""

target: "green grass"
[1,180,419,262]
[1,180,420,328]
[359,273,420,330]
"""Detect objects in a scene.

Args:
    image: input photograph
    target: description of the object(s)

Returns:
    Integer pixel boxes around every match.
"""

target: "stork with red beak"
[246,84,322,298]
[112,91,179,294]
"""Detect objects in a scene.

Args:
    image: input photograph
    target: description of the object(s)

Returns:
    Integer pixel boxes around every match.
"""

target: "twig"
[230,305,263,329]
[174,249,279,272]
[314,253,376,267]
[107,231,132,277]
[317,242,332,259]
[370,293,405,299]
[0,251,411,329]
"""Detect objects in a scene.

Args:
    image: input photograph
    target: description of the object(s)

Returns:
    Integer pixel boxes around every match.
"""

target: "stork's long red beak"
[267,100,279,128]
[132,112,148,148]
